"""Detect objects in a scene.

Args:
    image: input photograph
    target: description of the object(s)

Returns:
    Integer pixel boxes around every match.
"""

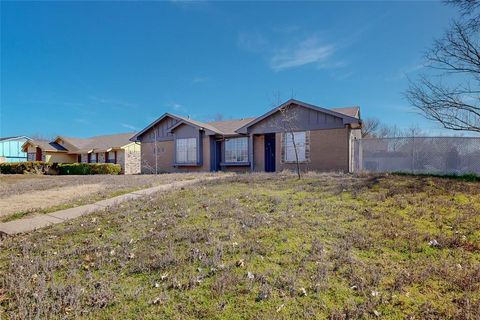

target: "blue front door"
[264,133,276,172]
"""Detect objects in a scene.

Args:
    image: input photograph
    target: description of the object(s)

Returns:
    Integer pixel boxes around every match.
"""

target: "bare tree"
[361,118,381,137]
[405,0,480,133]
[278,104,302,179]
[213,113,225,121]
[377,124,403,138]
[269,91,302,179]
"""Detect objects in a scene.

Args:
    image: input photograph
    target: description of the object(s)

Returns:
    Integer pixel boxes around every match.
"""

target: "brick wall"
[275,127,350,172]
[140,137,210,173]
[253,134,265,172]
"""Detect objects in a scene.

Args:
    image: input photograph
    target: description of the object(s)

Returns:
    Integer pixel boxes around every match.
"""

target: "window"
[225,137,248,163]
[176,138,197,163]
[105,152,116,163]
[283,131,307,162]
[90,153,98,163]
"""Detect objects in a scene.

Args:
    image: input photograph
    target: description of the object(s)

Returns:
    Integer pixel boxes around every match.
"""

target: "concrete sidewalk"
[0,176,224,236]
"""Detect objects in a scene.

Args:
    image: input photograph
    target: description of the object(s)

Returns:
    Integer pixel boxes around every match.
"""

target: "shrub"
[0,162,121,175]
[0,161,58,174]
[58,163,121,175]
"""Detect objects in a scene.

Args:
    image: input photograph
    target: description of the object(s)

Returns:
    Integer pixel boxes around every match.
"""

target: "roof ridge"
[61,132,135,140]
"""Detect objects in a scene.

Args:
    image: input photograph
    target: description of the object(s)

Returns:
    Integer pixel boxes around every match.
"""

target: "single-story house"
[21,132,141,174]
[131,99,362,174]
[0,136,31,163]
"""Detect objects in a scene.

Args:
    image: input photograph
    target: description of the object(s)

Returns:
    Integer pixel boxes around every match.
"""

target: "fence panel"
[353,137,480,175]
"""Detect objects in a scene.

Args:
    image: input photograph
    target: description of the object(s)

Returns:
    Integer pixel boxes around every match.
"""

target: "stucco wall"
[45,153,76,163]
[253,134,265,172]
[275,127,350,172]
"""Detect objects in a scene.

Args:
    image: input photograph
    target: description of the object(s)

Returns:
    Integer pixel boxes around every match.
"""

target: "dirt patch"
[0,183,104,217]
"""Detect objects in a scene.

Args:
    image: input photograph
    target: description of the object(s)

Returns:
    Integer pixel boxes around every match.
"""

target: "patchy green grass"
[0,188,139,223]
[1,172,479,319]
[0,173,217,221]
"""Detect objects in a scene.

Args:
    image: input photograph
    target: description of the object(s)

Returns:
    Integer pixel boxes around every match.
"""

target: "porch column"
[249,134,254,171]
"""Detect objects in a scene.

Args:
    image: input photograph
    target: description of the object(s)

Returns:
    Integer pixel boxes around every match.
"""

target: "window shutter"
[305,131,311,162]
[280,132,285,164]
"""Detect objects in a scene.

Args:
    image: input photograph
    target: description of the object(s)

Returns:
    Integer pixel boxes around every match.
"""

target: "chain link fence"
[353,137,480,175]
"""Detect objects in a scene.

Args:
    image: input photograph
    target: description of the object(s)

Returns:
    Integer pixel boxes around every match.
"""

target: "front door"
[215,140,222,171]
[35,147,42,161]
[264,133,276,172]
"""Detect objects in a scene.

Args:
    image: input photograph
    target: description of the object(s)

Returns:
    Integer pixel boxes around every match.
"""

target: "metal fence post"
[411,136,415,173]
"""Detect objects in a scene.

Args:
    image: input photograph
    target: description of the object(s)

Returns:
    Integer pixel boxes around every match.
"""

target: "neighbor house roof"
[22,140,67,152]
[58,132,136,153]
[0,136,31,142]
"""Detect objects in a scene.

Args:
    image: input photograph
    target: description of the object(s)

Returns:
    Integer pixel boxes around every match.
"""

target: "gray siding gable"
[245,104,346,134]
[134,115,179,143]
[236,99,360,134]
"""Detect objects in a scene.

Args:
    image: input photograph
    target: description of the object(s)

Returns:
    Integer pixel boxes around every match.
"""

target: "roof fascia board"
[168,120,217,135]
[130,113,183,142]
[236,99,360,134]
[1,136,31,142]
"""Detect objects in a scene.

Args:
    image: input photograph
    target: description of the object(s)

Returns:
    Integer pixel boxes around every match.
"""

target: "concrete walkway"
[0,176,225,236]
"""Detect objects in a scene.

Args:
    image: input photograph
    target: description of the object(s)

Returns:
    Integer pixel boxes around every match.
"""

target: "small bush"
[0,161,58,174]
[0,162,121,175]
[58,163,121,175]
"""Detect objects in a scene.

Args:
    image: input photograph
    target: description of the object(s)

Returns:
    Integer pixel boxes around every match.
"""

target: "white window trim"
[224,137,249,163]
[283,131,308,163]
[176,137,198,164]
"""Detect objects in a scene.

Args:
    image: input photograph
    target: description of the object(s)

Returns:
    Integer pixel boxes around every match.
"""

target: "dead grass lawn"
[0,173,218,220]
[1,172,479,319]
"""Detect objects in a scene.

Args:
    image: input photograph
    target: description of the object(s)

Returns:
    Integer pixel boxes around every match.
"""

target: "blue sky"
[1,1,458,138]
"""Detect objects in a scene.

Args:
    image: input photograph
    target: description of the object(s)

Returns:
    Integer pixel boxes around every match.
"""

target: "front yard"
[0,173,217,222]
[0,173,479,319]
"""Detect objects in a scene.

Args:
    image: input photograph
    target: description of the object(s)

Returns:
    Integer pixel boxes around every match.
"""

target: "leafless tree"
[278,104,302,179]
[361,118,381,137]
[213,113,225,121]
[405,0,480,133]
[270,91,302,179]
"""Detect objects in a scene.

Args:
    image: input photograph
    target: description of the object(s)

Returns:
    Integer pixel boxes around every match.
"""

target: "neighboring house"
[21,133,141,174]
[131,99,362,174]
[0,136,31,163]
